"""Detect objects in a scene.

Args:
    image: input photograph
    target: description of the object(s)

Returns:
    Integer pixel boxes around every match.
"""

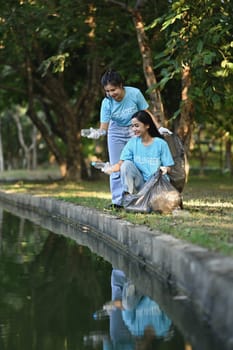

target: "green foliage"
[38,53,70,77]
[0,0,232,174]
[148,0,233,133]
[0,0,171,177]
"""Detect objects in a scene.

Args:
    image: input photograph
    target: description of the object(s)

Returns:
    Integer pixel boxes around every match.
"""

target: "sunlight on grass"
[0,171,232,257]
[55,191,111,199]
[184,199,233,208]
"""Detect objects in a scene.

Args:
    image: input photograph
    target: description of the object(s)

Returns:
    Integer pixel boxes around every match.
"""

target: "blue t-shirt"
[100,86,149,126]
[122,296,172,338]
[120,137,174,181]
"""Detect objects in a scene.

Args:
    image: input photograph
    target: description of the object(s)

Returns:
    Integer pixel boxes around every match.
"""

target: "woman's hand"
[158,126,173,135]
[87,128,107,139]
[102,161,122,174]
[101,163,114,175]
[160,166,169,175]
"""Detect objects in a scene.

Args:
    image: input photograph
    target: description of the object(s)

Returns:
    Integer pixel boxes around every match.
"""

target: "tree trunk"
[176,64,194,150]
[107,0,165,124]
[31,125,38,170]
[0,208,3,255]
[225,138,232,174]
[0,121,4,172]
[36,63,100,180]
[132,9,165,123]
[175,64,195,178]
[31,10,101,181]
[26,58,67,177]
[12,109,32,170]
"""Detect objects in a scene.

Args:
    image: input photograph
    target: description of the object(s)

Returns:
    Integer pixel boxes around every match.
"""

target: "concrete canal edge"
[0,190,233,348]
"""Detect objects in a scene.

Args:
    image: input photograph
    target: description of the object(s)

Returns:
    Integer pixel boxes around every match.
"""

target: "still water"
[0,206,228,350]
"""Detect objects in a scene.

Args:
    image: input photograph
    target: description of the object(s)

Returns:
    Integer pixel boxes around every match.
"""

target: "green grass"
[0,170,232,257]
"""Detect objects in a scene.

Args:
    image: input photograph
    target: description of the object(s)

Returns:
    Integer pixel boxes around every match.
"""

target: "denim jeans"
[108,121,133,205]
[120,160,145,194]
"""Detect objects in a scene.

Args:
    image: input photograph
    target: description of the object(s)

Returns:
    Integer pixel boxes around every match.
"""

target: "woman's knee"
[120,160,135,175]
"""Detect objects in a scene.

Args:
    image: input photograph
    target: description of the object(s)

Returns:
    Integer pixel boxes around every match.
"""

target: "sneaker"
[104,203,123,211]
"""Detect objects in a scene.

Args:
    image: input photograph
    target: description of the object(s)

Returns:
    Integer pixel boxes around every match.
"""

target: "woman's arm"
[102,160,123,174]
[99,122,109,131]
[111,160,123,172]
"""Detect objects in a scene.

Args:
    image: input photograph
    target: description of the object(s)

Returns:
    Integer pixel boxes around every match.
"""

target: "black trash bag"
[163,133,186,193]
[123,170,182,214]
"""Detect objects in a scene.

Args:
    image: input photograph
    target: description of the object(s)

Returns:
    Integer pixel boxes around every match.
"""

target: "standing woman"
[98,69,149,209]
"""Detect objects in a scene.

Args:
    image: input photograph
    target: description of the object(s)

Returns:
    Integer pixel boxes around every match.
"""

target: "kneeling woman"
[106,110,174,199]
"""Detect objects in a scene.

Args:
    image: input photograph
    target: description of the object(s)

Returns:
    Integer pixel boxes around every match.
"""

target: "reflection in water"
[88,269,185,350]
[0,210,112,350]
[1,205,227,350]
[0,208,190,350]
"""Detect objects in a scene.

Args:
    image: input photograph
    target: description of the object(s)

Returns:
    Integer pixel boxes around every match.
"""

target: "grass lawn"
[0,169,232,257]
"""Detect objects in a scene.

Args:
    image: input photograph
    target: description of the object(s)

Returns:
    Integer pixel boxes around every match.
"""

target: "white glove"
[101,162,114,175]
[158,126,173,135]
[160,166,168,175]
[103,301,116,313]
[87,128,106,139]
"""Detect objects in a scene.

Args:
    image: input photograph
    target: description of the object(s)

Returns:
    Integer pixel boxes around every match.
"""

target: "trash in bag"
[163,133,186,193]
[149,175,182,213]
[123,170,182,214]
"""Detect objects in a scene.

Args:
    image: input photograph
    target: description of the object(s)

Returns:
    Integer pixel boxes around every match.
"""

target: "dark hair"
[131,110,164,139]
[101,69,124,87]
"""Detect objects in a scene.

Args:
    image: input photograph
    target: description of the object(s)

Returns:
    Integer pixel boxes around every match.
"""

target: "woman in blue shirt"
[99,70,149,208]
[107,110,174,198]
[84,70,172,208]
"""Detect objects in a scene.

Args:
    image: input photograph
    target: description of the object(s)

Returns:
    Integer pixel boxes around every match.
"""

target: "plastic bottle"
[93,302,116,320]
[93,309,109,320]
[81,128,92,137]
[81,128,106,138]
[91,161,108,170]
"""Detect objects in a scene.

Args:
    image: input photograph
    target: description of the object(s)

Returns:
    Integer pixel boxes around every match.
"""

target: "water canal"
[0,204,230,350]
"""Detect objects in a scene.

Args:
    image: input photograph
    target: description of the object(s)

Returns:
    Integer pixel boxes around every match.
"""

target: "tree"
[0,1,103,179]
[1,0,231,178]
[106,0,169,123]
[11,106,38,170]
[150,0,233,149]
[1,0,160,179]
[0,121,4,172]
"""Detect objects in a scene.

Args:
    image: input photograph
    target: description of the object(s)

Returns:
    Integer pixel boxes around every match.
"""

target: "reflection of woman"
[121,295,172,338]
[103,269,135,350]
[104,270,172,350]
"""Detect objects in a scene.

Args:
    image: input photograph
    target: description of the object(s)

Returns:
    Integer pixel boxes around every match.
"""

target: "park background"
[0,1,232,256]
[0,0,232,178]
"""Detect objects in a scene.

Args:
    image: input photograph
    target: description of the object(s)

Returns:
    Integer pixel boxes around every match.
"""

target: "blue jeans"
[106,269,133,348]
[108,121,133,205]
[120,160,145,194]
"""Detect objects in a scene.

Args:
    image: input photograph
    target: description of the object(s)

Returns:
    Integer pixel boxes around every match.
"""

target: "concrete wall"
[0,190,232,349]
